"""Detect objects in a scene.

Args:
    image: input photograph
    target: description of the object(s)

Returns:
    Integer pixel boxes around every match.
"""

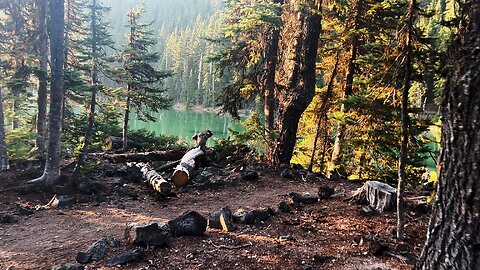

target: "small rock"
[47,195,73,208]
[280,169,295,179]
[279,234,295,241]
[242,170,259,181]
[50,263,84,270]
[233,209,255,225]
[76,237,119,264]
[106,249,143,266]
[370,242,389,256]
[318,186,335,200]
[125,223,169,247]
[168,211,208,237]
[252,208,270,221]
[208,206,235,232]
[299,193,318,204]
[276,201,291,213]
[0,213,17,224]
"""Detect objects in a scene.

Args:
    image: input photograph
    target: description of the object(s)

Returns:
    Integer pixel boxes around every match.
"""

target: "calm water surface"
[130,109,240,143]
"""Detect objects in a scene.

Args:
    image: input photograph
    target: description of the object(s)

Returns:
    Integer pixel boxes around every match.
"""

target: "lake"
[129,109,240,143]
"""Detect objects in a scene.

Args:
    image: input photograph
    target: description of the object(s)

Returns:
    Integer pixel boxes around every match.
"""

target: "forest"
[0,0,478,269]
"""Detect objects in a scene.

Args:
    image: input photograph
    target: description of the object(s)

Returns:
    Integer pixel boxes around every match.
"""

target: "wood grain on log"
[171,131,213,187]
[128,162,171,195]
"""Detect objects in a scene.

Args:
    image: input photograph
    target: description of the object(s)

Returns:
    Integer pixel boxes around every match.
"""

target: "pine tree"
[30,0,66,185]
[75,0,115,166]
[0,85,8,171]
[115,5,171,150]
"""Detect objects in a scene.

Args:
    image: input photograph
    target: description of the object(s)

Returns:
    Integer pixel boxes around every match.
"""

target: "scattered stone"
[46,195,73,208]
[233,209,255,225]
[242,169,259,181]
[112,178,129,186]
[318,186,335,200]
[13,206,34,216]
[370,242,389,256]
[168,211,208,237]
[125,222,169,247]
[76,237,119,264]
[50,263,84,270]
[279,234,295,241]
[280,169,295,179]
[311,254,333,264]
[359,205,375,216]
[208,206,235,232]
[0,213,17,224]
[276,201,291,213]
[299,193,318,204]
[106,249,143,266]
[252,208,270,221]
[266,207,276,216]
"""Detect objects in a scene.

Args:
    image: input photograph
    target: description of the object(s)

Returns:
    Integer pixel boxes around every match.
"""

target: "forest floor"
[0,159,430,270]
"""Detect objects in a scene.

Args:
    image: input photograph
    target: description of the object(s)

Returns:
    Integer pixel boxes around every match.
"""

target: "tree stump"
[348,181,396,212]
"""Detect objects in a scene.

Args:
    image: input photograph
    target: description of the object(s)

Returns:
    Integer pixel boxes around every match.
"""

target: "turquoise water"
[129,109,238,143]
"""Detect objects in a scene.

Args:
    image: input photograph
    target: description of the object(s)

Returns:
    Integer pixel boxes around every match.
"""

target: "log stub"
[349,181,396,212]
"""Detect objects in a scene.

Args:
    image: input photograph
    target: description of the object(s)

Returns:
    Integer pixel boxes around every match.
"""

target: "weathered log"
[348,181,396,212]
[168,211,208,237]
[92,150,185,163]
[128,162,171,195]
[171,130,213,187]
[125,222,169,247]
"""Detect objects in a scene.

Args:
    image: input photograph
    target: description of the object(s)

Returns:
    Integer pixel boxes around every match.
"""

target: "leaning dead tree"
[171,130,213,187]
[349,181,397,212]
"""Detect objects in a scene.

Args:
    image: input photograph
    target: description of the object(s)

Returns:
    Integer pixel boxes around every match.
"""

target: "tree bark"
[308,52,340,172]
[77,0,99,167]
[416,2,480,268]
[30,0,65,186]
[329,0,361,174]
[35,0,48,161]
[0,86,9,171]
[397,0,415,240]
[262,0,283,162]
[93,150,185,163]
[273,0,322,165]
[122,94,130,151]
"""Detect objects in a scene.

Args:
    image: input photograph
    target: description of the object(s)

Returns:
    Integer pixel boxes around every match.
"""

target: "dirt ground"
[0,161,429,270]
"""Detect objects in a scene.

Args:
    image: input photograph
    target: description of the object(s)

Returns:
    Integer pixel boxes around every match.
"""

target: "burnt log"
[208,206,235,232]
[128,162,171,195]
[348,181,396,212]
[125,222,169,247]
[168,211,208,237]
[93,150,185,163]
[171,130,213,187]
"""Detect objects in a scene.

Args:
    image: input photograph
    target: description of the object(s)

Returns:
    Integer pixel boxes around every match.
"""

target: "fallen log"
[103,136,142,150]
[348,181,396,212]
[91,150,185,163]
[128,162,171,195]
[171,130,213,187]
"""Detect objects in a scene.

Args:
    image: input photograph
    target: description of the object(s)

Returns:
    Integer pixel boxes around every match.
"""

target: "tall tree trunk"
[272,0,322,165]
[35,0,48,161]
[77,0,99,166]
[416,2,480,268]
[0,86,9,171]
[308,52,340,172]
[262,0,283,162]
[197,52,203,106]
[122,93,131,150]
[30,0,65,186]
[397,0,415,240]
[329,0,361,175]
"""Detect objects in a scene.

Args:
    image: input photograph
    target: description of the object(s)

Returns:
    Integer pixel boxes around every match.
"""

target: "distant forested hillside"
[103,0,225,107]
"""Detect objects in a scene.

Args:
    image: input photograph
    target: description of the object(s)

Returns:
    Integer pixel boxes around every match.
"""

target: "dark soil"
[0,160,429,270]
